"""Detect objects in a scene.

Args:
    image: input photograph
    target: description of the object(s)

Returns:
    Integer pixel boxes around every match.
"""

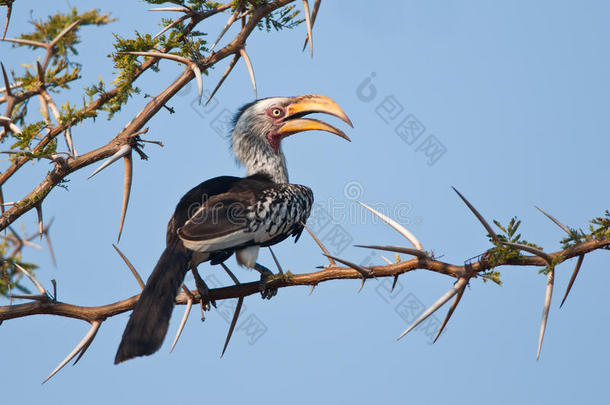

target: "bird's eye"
[270,108,283,117]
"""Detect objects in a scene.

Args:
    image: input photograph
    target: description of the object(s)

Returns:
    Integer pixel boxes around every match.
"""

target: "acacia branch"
[2,236,608,324]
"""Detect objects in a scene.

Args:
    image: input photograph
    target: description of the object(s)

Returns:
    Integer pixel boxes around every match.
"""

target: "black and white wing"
[175,174,313,254]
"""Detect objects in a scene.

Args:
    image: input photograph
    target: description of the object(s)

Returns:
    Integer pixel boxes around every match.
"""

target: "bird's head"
[231,94,352,182]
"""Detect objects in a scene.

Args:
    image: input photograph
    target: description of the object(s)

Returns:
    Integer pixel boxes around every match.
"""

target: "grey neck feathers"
[232,129,289,184]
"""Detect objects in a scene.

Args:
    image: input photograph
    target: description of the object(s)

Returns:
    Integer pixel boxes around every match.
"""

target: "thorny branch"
[2,234,608,323]
[0,0,301,233]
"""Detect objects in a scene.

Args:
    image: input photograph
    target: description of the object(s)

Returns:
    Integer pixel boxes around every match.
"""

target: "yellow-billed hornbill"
[114,95,352,363]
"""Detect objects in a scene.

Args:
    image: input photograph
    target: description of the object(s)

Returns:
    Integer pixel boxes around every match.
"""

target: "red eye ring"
[269,107,284,118]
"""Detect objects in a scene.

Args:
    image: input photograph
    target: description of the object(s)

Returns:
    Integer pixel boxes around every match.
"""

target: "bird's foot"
[192,267,215,311]
[254,263,278,300]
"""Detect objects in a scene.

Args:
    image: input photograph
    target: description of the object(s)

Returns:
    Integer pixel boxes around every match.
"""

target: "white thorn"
[49,20,80,48]
[148,7,190,12]
[537,269,554,360]
[535,206,571,235]
[239,47,256,98]
[1,115,22,134]
[209,2,243,53]
[356,244,428,259]
[14,262,45,294]
[8,122,21,134]
[21,240,43,250]
[153,13,190,40]
[119,51,191,65]
[64,127,77,156]
[191,64,203,104]
[358,201,424,251]
[452,187,501,243]
[112,244,144,291]
[380,255,393,265]
[43,321,101,383]
[302,0,313,57]
[88,145,131,179]
[170,294,193,353]
[42,91,61,121]
[397,278,468,340]
[0,37,46,48]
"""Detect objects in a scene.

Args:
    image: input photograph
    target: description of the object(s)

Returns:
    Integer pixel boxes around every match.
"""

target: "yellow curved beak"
[277,94,353,141]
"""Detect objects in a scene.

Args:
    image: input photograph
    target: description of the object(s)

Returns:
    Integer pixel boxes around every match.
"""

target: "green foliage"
[143,0,223,11]
[17,8,114,66]
[59,100,98,125]
[10,121,45,151]
[15,66,41,92]
[479,217,545,283]
[481,270,502,285]
[157,19,209,63]
[478,210,610,284]
[143,0,188,6]
[4,7,114,148]
[590,210,610,243]
[486,217,543,268]
[260,4,303,31]
[46,62,81,90]
[0,252,39,298]
[558,210,610,250]
[106,32,159,117]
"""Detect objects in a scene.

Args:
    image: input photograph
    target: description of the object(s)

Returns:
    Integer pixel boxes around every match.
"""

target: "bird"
[114,94,352,364]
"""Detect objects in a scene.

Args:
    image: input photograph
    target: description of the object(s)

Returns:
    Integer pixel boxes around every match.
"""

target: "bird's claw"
[192,267,215,310]
[254,263,277,300]
[259,272,278,300]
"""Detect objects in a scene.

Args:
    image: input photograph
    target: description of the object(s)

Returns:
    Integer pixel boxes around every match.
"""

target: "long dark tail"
[114,241,190,364]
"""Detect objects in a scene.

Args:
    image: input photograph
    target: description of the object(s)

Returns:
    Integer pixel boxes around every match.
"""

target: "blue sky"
[2,1,609,403]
